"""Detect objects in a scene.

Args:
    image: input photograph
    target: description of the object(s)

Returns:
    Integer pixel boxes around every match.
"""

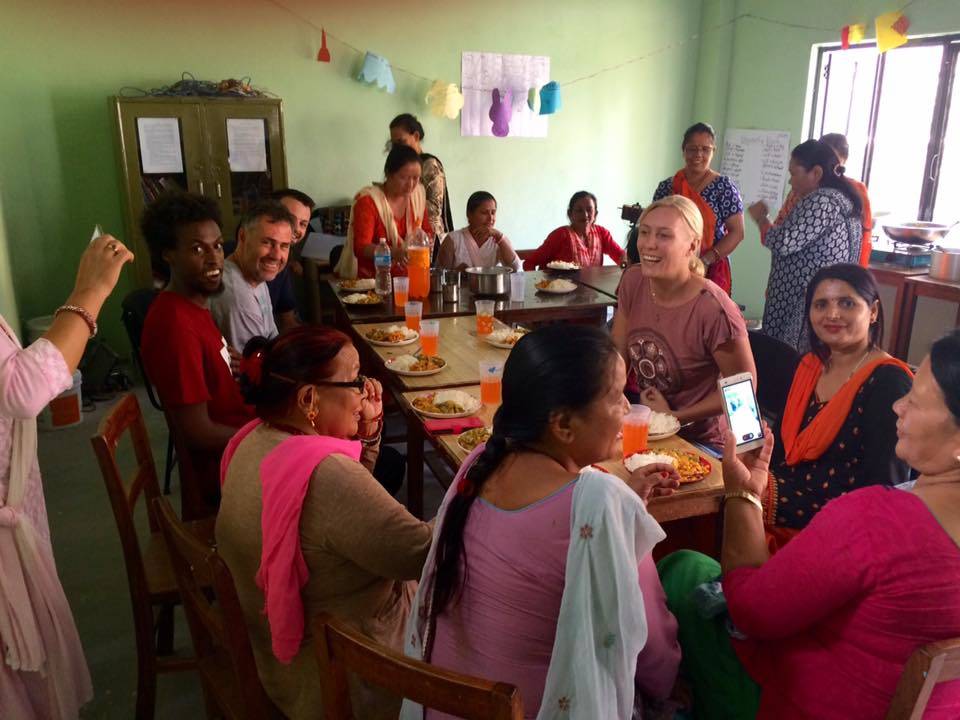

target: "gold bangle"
[724,491,763,511]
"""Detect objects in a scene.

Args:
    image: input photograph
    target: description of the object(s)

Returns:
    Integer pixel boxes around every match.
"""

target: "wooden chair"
[886,637,960,719]
[152,497,280,720]
[91,392,214,720]
[312,613,523,720]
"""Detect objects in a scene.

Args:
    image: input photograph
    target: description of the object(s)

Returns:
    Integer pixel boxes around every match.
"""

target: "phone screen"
[721,378,764,446]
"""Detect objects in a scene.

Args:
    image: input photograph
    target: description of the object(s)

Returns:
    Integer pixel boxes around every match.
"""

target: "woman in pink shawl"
[0,233,133,718]
[216,326,432,720]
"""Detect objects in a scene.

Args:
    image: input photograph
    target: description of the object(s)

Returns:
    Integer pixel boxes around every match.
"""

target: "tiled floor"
[38,382,445,719]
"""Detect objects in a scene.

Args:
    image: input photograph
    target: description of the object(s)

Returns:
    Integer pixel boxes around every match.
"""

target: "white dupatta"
[401,450,665,719]
[334,183,427,279]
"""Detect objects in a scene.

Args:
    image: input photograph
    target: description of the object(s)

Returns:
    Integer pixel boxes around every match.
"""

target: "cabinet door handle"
[216,182,222,198]
[199,180,205,195]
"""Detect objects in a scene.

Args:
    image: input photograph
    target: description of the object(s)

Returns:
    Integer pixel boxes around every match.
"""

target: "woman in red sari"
[522,191,625,270]
[653,122,744,294]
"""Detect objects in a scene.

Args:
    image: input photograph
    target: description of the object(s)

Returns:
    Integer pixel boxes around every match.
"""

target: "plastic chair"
[121,288,177,494]
[886,637,960,719]
[312,613,523,719]
[152,497,282,720]
[748,329,801,425]
[90,392,215,720]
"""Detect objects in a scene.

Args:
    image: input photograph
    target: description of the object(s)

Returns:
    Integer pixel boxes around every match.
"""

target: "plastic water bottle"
[374,238,391,296]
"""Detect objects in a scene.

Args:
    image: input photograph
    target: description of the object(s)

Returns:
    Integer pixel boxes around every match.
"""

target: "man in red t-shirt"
[140,192,253,519]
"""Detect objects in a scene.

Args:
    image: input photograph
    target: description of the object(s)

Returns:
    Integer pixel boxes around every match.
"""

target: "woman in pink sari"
[0,233,133,718]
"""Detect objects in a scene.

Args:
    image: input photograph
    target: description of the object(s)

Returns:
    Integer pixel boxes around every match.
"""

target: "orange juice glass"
[420,320,439,357]
[622,404,652,458]
[475,299,495,336]
[404,301,422,333]
[408,246,431,299]
[393,276,409,307]
[479,360,504,405]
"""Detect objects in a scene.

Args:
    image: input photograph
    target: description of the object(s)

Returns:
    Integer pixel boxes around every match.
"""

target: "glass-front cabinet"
[112,96,287,286]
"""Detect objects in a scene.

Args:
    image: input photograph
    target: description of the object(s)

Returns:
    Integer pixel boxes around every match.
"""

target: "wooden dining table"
[575,265,624,300]
[326,270,616,326]
[352,316,516,391]
[401,384,724,524]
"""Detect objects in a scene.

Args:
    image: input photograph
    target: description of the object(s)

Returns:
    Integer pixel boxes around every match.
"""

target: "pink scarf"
[220,419,362,663]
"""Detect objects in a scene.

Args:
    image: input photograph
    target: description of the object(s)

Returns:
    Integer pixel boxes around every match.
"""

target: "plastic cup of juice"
[419,320,440,357]
[393,276,409,307]
[622,404,652,458]
[404,301,422,333]
[475,299,495,336]
[479,360,504,405]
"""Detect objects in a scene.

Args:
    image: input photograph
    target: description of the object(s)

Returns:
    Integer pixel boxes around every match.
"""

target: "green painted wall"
[0,0,703,351]
[0,192,19,335]
[714,0,960,318]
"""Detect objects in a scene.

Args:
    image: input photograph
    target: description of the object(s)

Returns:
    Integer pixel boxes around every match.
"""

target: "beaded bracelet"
[54,304,97,338]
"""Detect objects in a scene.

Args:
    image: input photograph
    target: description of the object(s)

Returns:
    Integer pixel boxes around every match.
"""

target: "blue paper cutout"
[489,88,513,137]
[539,81,561,115]
[357,51,396,94]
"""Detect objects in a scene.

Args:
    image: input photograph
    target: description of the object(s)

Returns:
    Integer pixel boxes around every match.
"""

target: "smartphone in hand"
[718,372,765,453]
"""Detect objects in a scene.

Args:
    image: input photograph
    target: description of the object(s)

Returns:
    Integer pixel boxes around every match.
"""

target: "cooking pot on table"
[465,266,512,296]
[882,221,956,245]
[930,246,960,282]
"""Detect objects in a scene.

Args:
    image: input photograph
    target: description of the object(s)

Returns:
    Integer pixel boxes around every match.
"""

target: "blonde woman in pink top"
[660,329,960,719]
[0,233,133,719]
[404,325,682,719]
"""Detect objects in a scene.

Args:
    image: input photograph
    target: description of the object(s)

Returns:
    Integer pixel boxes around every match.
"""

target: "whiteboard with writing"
[719,129,791,211]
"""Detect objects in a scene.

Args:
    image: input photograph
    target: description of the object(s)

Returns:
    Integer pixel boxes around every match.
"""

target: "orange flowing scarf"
[672,171,717,252]
[781,353,913,466]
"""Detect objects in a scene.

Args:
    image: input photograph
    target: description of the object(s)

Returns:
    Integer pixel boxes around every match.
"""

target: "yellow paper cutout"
[847,24,865,44]
[876,12,908,53]
[425,81,465,120]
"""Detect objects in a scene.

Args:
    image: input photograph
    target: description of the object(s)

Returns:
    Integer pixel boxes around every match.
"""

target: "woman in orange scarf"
[762,263,912,549]
[653,122,745,294]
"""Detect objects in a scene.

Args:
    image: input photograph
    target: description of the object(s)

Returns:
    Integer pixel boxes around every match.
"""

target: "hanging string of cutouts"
[261,0,926,93]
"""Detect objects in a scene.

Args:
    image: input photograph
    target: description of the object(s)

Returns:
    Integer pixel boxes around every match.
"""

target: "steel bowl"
[465,266,512,296]
[930,246,960,282]
[882,222,954,246]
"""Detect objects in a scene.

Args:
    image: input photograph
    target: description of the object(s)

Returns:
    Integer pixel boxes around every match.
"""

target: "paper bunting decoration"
[527,87,540,113]
[876,12,909,53]
[840,23,865,50]
[539,81,561,115]
[489,89,513,137]
[317,29,331,62]
[357,51,396,93]
[425,81,465,119]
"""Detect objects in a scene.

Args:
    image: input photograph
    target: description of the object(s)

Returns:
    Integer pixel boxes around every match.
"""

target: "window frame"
[808,34,960,221]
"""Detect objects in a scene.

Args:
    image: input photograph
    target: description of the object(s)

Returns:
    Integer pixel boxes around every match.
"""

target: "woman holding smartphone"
[612,196,755,447]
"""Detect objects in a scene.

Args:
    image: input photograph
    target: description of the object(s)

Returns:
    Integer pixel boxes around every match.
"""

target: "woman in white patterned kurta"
[749,140,862,349]
[0,233,133,719]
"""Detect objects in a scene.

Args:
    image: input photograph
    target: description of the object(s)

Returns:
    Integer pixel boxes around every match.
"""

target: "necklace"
[832,346,873,380]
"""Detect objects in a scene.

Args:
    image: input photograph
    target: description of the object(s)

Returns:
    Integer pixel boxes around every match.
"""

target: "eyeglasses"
[313,374,369,394]
[684,145,715,156]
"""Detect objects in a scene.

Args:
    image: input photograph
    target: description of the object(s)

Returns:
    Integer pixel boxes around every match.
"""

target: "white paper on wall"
[137,117,184,174]
[719,128,792,211]
[460,52,550,138]
[226,118,268,172]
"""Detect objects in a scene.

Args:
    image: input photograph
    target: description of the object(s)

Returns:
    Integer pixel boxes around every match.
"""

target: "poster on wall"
[461,52,550,138]
[136,117,184,174]
[719,128,791,211]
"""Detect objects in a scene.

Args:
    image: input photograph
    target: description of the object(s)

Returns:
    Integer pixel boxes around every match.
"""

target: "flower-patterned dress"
[762,187,862,349]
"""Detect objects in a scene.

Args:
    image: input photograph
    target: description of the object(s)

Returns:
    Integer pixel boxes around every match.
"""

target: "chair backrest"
[90,393,164,646]
[886,637,960,719]
[748,329,801,424]
[121,288,163,410]
[312,613,523,720]
[152,496,276,720]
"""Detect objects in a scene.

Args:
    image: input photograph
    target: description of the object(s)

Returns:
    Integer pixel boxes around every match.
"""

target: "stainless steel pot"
[930,246,960,282]
[465,266,512,296]
[882,221,956,246]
